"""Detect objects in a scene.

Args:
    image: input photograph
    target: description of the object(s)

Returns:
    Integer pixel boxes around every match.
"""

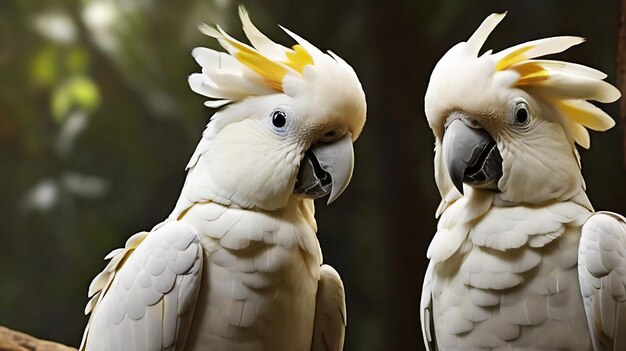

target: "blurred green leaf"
[71,76,100,111]
[51,84,71,122]
[30,46,59,87]
[51,76,101,122]
[66,47,88,73]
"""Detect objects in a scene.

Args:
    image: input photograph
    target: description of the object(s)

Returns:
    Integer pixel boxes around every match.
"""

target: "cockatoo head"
[425,12,620,207]
[188,7,366,210]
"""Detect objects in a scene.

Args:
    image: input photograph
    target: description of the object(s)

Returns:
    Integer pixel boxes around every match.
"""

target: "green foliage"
[51,75,100,122]
[31,46,59,87]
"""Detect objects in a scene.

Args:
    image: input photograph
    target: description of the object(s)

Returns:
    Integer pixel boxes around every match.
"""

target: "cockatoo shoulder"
[579,211,626,350]
[81,221,203,351]
[311,265,347,351]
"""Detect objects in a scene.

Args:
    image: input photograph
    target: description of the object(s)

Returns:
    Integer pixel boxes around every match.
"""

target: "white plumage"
[421,12,624,350]
[579,212,626,350]
[82,222,202,351]
[82,7,366,351]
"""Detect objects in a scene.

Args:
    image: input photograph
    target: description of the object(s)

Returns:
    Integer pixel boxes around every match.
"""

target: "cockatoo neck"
[170,146,317,218]
[175,137,304,213]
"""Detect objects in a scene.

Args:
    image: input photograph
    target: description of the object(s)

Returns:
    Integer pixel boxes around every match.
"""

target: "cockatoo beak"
[442,116,502,195]
[293,134,354,204]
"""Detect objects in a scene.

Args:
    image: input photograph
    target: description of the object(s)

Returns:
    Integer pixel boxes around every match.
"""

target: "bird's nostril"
[466,119,483,129]
[324,130,338,139]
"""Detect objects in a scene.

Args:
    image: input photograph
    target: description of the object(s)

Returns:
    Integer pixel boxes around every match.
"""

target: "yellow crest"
[200,7,314,92]
[483,15,620,148]
[496,46,550,86]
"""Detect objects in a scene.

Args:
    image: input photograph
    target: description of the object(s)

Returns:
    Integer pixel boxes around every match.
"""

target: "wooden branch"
[619,0,626,169]
[0,326,76,351]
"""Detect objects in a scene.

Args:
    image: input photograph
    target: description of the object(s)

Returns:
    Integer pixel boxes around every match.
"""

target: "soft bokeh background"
[1,1,624,350]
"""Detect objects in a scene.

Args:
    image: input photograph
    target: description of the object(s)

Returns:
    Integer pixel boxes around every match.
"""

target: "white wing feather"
[81,220,203,351]
[311,265,346,351]
[578,211,626,351]
[420,262,437,351]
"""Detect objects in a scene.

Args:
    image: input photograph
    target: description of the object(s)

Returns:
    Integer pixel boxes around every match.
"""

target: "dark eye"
[271,109,287,128]
[516,108,528,124]
[514,101,530,126]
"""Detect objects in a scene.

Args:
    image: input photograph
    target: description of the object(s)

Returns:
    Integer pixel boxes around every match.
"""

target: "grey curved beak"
[442,118,502,194]
[293,134,354,204]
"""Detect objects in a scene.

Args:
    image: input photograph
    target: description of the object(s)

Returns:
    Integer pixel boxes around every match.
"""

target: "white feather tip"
[466,12,507,56]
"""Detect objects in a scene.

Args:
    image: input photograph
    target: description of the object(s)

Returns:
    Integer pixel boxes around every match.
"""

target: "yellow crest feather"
[496,46,534,71]
[205,12,315,93]
[496,46,552,86]
[227,40,314,92]
[284,45,314,74]
[232,45,313,92]
[491,32,618,147]
[231,41,288,91]
[554,100,615,131]
[511,61,550,86]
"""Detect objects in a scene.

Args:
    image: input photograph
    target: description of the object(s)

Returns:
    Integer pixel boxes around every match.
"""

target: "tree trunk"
[0,326,76,351]
[619,0,626,168]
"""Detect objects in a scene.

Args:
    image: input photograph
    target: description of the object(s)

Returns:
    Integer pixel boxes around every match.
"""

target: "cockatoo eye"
[513,101,530,127]
[271,109,287,128]
[268,107,293,135]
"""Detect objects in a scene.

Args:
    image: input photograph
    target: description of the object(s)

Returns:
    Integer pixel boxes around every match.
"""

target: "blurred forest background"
[1,0,625,350]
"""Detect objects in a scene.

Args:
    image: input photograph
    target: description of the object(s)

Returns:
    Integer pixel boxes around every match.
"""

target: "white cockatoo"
[80,8,366,351]
[421,12,625,350]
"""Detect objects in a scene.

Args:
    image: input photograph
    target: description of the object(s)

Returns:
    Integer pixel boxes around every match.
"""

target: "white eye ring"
[513,100,530,127]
